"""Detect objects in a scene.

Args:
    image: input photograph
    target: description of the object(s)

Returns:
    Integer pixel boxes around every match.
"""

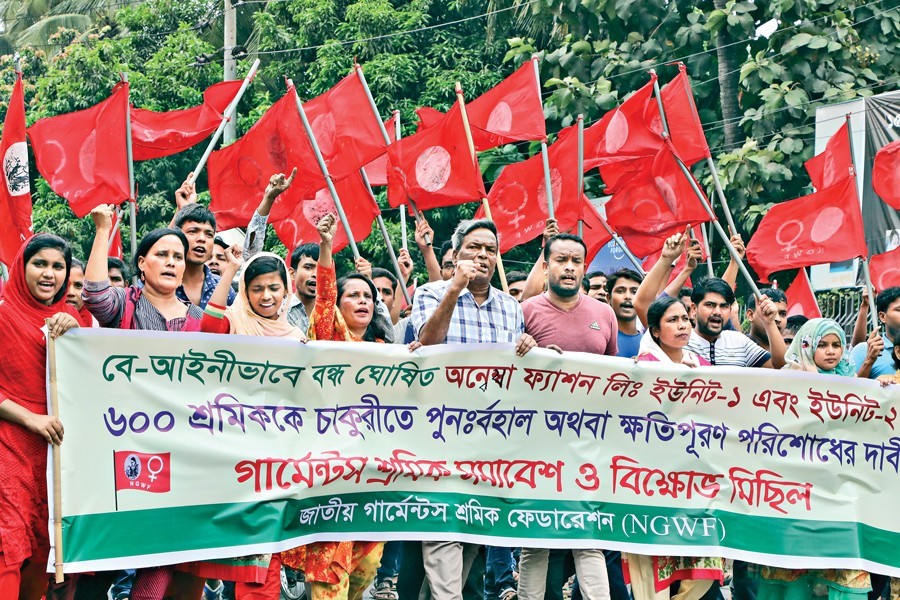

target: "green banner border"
[62,490,900,570]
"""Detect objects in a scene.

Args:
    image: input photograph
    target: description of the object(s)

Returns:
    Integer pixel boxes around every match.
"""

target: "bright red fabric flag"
[361,117,396,186]
[804,121,853,190]
[604,143,711,258]
[28,83,130,218]
[386,102,485,210]
[271,172,379,255]
[0,74,32,266]
[415,62,546,151]
[131,80,243,161]
[869,246,900,293]
[114,451,171,493]
[653,64,710,166]
[746,177,867,283]
[872,139,900,210]
[579,198,614,264]
[784,269,822,318]
[208,85,324,230]
[580,76,664,193]
[302,71,388,182]
[475,124,582,252]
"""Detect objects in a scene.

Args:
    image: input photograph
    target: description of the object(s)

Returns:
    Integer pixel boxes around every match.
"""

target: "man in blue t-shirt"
[606,268,644,358]
[850,286,900,379]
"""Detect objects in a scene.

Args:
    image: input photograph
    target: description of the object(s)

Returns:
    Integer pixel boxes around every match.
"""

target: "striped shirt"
[686,330,770,368]
[410,280,524,344]
[83,279,202,331]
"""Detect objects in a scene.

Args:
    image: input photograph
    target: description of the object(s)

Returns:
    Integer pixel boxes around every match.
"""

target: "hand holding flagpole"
[455,82,509,294]
[188,58,261,186]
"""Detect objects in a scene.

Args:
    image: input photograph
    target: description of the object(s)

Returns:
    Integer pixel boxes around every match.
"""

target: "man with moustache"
[411,218,536,600]
[685,278,778,368]
[517,233,617,600]
[744,288,789,368]
[585,271,608,302]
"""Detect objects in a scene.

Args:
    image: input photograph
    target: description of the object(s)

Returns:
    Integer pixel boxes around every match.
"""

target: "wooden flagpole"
[45,320,64,583]
[455,82,509,293]
[394,110,409,251]
[121,73,138,275]
[360,166,414,305]
[188,58,260,186]
[649,71,760,296]
[577,114,584,238]
[532,57,555,221]
[844,114,879,329]
[290,80,361,260]
[355,64,430,246]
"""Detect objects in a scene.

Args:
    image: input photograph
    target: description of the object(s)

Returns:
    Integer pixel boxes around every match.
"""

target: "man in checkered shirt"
[409,218,537,600]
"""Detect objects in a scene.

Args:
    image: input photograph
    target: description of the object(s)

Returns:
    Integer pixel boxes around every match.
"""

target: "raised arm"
[310,215,338,340]
[756,294,788,369]
[722,233,745,289]
[417,261,477,345]
[208,245,242,311]
[244,169,297,260]
[850,288,869,348]
[168,173,197,228]
[663,238,703,299]
[85,204,115,282]
[414,218,442,283]
[521,219,558,302]
[635,229,686,327]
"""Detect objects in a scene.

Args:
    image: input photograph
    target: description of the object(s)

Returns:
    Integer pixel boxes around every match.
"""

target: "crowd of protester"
[0,171,898,600]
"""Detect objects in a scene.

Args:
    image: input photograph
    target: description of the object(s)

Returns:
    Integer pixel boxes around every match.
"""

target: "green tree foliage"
[0,0,897,289]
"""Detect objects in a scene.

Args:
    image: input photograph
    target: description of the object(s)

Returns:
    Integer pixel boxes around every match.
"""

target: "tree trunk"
[713,0,743,150]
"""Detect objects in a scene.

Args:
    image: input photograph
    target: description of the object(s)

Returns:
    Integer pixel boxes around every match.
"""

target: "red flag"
[804,121,853,190]
[872,139,900,210]
[28,83,130,218]
[415,62,546,151]
[475,124,582,252]
[271,172,379,255]
[208,85,324,230]
[0,74,32,266]
[604,144,711,257]
[580,76,664,193]
[579,198,614,264]
[386,102,485,210]
[131,80,243,161]
[784,269,822,318]
[302,71,388,182]
[114,451,171,493]
[746,177,867,283]
[653,64,710,166]
[361,117,396,186]
[869,246,900,293]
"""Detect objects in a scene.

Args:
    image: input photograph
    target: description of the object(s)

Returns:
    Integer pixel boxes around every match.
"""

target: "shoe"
[372,579,399,600]
[203,581,224,600]
[500,588,518,600]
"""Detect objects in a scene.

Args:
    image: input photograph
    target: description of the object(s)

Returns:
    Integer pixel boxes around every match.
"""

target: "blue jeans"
[108,570,136,600]
[484,546,516,600]
[377,541,404,582]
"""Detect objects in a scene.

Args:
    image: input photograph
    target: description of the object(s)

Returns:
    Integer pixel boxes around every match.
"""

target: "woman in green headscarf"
[757,318,869,600]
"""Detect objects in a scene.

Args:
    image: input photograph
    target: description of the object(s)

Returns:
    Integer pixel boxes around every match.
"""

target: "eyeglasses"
[441,262,455,270]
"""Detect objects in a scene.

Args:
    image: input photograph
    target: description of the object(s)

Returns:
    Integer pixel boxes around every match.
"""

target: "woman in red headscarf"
[0,234,81,599]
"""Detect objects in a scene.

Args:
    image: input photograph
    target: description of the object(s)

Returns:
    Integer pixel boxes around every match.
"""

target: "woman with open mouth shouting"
[279,213,390,600]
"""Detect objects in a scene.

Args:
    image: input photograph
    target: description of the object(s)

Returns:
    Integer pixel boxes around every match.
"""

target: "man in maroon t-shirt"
[518,233,618,600]
[522,233,618,356]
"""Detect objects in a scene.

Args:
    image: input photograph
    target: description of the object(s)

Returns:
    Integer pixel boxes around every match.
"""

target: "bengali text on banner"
[50,329,900,574]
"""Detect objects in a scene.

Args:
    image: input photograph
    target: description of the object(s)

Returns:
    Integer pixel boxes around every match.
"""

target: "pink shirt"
[522,293,618,356]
